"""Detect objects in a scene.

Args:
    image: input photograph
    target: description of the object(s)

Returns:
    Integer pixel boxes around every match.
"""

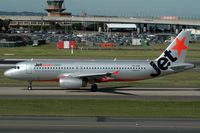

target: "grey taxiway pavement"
[0,116,200,133]
[0,86,200,100]
[0,87,200,133]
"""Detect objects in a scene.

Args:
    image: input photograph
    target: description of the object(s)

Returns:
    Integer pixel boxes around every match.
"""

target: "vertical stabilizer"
[156,31,191,63]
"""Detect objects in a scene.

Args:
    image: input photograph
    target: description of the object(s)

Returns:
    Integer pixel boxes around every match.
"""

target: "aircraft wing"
[60,72,112,79]
[59,71,119,79]
[74,72,112,78]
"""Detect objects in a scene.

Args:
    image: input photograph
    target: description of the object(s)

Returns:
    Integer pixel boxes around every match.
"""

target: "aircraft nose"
[4,70,13,78]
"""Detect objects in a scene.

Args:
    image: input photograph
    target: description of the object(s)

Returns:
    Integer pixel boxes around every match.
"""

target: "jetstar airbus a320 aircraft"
[4,31,194,92]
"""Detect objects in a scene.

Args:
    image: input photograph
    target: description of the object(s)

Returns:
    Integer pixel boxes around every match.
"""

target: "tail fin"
[156,30,191,63]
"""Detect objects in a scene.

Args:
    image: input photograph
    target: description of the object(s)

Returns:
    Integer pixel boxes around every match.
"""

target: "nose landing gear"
[27,81,32,90]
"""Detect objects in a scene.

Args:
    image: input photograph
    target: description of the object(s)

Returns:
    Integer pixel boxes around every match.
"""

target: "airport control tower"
[46,0,71,17]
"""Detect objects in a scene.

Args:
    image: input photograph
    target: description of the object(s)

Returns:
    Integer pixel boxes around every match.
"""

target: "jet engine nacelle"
[59,78,87,89]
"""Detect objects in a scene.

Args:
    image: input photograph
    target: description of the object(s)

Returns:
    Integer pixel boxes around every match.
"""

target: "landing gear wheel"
[27,86,32,90]
[91,84,98,92]
[27,81,32,91]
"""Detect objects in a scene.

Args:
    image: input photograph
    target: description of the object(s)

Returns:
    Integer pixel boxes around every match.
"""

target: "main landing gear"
[27,81,32,90]
[91,84,98,92]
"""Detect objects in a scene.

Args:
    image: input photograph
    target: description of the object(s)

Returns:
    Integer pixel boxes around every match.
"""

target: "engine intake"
[59,78,86,89]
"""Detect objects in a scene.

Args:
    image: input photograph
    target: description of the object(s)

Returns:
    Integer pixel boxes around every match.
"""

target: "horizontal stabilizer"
[170,63,195,72]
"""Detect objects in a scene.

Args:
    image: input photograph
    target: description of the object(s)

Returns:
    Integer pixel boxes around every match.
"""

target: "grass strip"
[0,99,200,118]
[0,44,200,60]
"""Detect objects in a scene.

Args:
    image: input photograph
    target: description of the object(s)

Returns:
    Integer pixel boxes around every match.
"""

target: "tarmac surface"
[0,86,200,100]
[0,87,200,132]
[0,116,200,133]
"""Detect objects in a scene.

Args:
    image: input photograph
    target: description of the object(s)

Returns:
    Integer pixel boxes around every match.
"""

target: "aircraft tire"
[27,86,32,90]
[91,84,98,92]
[27,81,32,90]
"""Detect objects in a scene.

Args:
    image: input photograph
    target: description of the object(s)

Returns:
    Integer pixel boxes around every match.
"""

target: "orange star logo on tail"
[171,37,188,57]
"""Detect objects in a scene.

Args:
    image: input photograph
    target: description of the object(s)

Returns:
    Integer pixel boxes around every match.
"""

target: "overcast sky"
[1,0,200,17]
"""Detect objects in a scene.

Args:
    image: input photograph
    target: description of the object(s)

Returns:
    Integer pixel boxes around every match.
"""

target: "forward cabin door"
[26,62,32,74]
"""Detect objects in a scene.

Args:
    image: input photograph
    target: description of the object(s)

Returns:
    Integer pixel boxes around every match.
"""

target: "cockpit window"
[11,66,20,69]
